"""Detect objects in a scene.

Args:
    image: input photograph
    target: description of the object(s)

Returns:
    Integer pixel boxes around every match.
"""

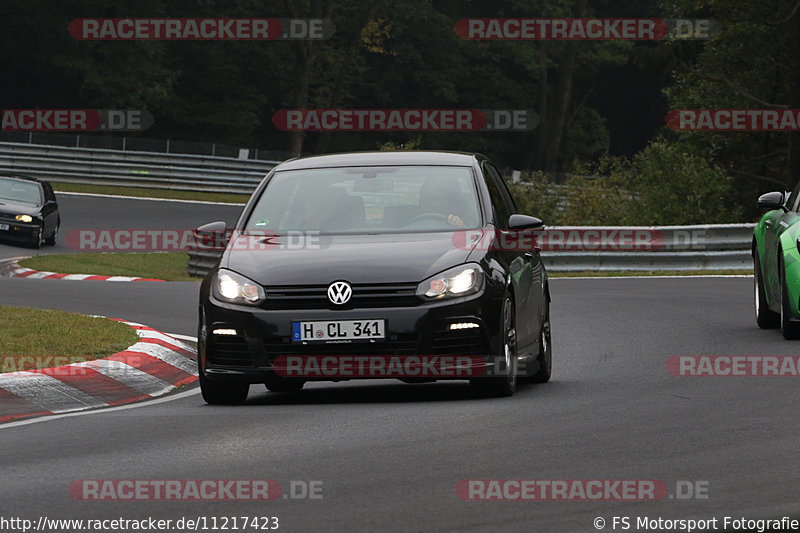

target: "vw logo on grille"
[327,281,353,305]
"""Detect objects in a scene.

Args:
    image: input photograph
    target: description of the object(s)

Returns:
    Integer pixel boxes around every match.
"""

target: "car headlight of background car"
[15,214,33,223]
[213,269,265,305]
[416,264,484,300]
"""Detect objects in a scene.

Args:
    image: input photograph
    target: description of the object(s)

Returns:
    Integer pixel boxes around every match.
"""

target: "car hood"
[222,231,480,285]
[0,202,41,216]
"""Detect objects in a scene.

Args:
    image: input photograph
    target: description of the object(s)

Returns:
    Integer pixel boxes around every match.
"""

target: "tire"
[779,257,800,339]
[265,374,305,392]
[754,251,780,329]
[29,226,43,249]
[529,296,552,383]
[471,295,517,397]
[45,221,59,246]
[199,370,249,405]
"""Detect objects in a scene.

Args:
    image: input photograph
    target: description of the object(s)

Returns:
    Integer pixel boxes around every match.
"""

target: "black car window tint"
[790,182,800,212]
[482,163,512,229]
[488,164,518,214]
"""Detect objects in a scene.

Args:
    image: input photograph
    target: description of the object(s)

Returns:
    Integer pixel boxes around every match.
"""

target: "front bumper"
[199,290,504,383]
[0,220,39,242]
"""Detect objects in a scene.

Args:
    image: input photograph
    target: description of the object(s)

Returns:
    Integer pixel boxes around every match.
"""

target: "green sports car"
[753,183,800,339]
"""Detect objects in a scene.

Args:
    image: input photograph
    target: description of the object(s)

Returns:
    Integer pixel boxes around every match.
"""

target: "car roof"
[0,174,44,185]
[274,151,488,171]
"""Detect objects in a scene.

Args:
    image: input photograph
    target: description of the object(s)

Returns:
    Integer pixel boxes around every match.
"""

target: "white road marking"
[56,191,246,206]
[164,333,197,343]
[136,329,195,351]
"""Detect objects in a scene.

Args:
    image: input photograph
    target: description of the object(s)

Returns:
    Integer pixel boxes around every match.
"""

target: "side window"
[490,164,518,214]
[43,183,55,202]
[483,163,514,229]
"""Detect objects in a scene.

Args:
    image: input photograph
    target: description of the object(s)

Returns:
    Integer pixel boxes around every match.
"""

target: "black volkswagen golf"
[197,151,552,404]
[0,174,60,248]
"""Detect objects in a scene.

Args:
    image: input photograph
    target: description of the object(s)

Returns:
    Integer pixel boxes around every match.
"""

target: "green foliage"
[511,139,742,225]
[377,137,424,151]
[621,139,742,224]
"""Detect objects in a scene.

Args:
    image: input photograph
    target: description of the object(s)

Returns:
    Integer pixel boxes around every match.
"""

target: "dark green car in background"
[753,182,800,339]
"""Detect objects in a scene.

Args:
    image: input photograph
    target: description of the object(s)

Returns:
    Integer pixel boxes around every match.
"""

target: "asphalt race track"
[1,196,799,532]
[0,194,243,260]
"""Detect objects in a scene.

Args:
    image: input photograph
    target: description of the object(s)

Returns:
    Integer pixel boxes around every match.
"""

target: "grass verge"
[52,181,249,204]
[0,306,139,371]
[18,252,197,282]
[549,269,750,277]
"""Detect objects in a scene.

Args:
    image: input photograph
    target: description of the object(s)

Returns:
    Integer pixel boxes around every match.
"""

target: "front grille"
[430,326,488,356]
[264,283,419,309]
[207,334,253,366]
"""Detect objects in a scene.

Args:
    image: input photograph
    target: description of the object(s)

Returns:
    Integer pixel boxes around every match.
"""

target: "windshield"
[244,165,482,234]
[0,177,43,206]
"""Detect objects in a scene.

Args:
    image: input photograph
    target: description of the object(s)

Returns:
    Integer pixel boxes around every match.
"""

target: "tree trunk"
[285,0,334,156]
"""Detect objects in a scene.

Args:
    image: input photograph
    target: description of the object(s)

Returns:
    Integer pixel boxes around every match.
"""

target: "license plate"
[0,224,8,231]
[292,319,385,342]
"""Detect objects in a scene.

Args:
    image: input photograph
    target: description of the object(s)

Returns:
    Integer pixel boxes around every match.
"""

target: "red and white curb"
[1,260,164,282]
[0,319,197,423]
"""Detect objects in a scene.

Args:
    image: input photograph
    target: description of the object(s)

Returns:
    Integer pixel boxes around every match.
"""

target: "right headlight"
[416,264,484,300]
[212,269,265,305]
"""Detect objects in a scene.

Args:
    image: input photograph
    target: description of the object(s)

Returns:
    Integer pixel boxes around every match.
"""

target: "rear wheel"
[779,257,800,339]
[265,374,305,392]
[754,251,780,328]
[471,295,517,397]
[199,370,249,405]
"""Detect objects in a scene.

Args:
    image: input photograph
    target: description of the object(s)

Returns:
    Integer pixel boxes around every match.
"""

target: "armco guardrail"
[0,142,281,194]
[186,224,756,278]
[541,224,755,271]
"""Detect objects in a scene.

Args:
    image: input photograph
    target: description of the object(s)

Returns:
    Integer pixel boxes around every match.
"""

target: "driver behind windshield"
[418,178,468,227]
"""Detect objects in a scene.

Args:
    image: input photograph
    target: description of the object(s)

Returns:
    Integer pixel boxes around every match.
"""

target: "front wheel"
[29,226,43,249]
[471,295,517,397]
[199,370,249,405]
[45,221,59,246]
[754,251,780,328]
[529,296,552,383]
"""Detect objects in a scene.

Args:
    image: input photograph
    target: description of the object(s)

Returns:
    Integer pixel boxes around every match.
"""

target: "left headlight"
[15,215,33,223]
[212,269,265,305]
[416,264,484,300]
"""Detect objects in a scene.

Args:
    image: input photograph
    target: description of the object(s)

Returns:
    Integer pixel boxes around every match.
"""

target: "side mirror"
[508,214,544,230]
[193,221,229,250]
[757,191,787,212]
